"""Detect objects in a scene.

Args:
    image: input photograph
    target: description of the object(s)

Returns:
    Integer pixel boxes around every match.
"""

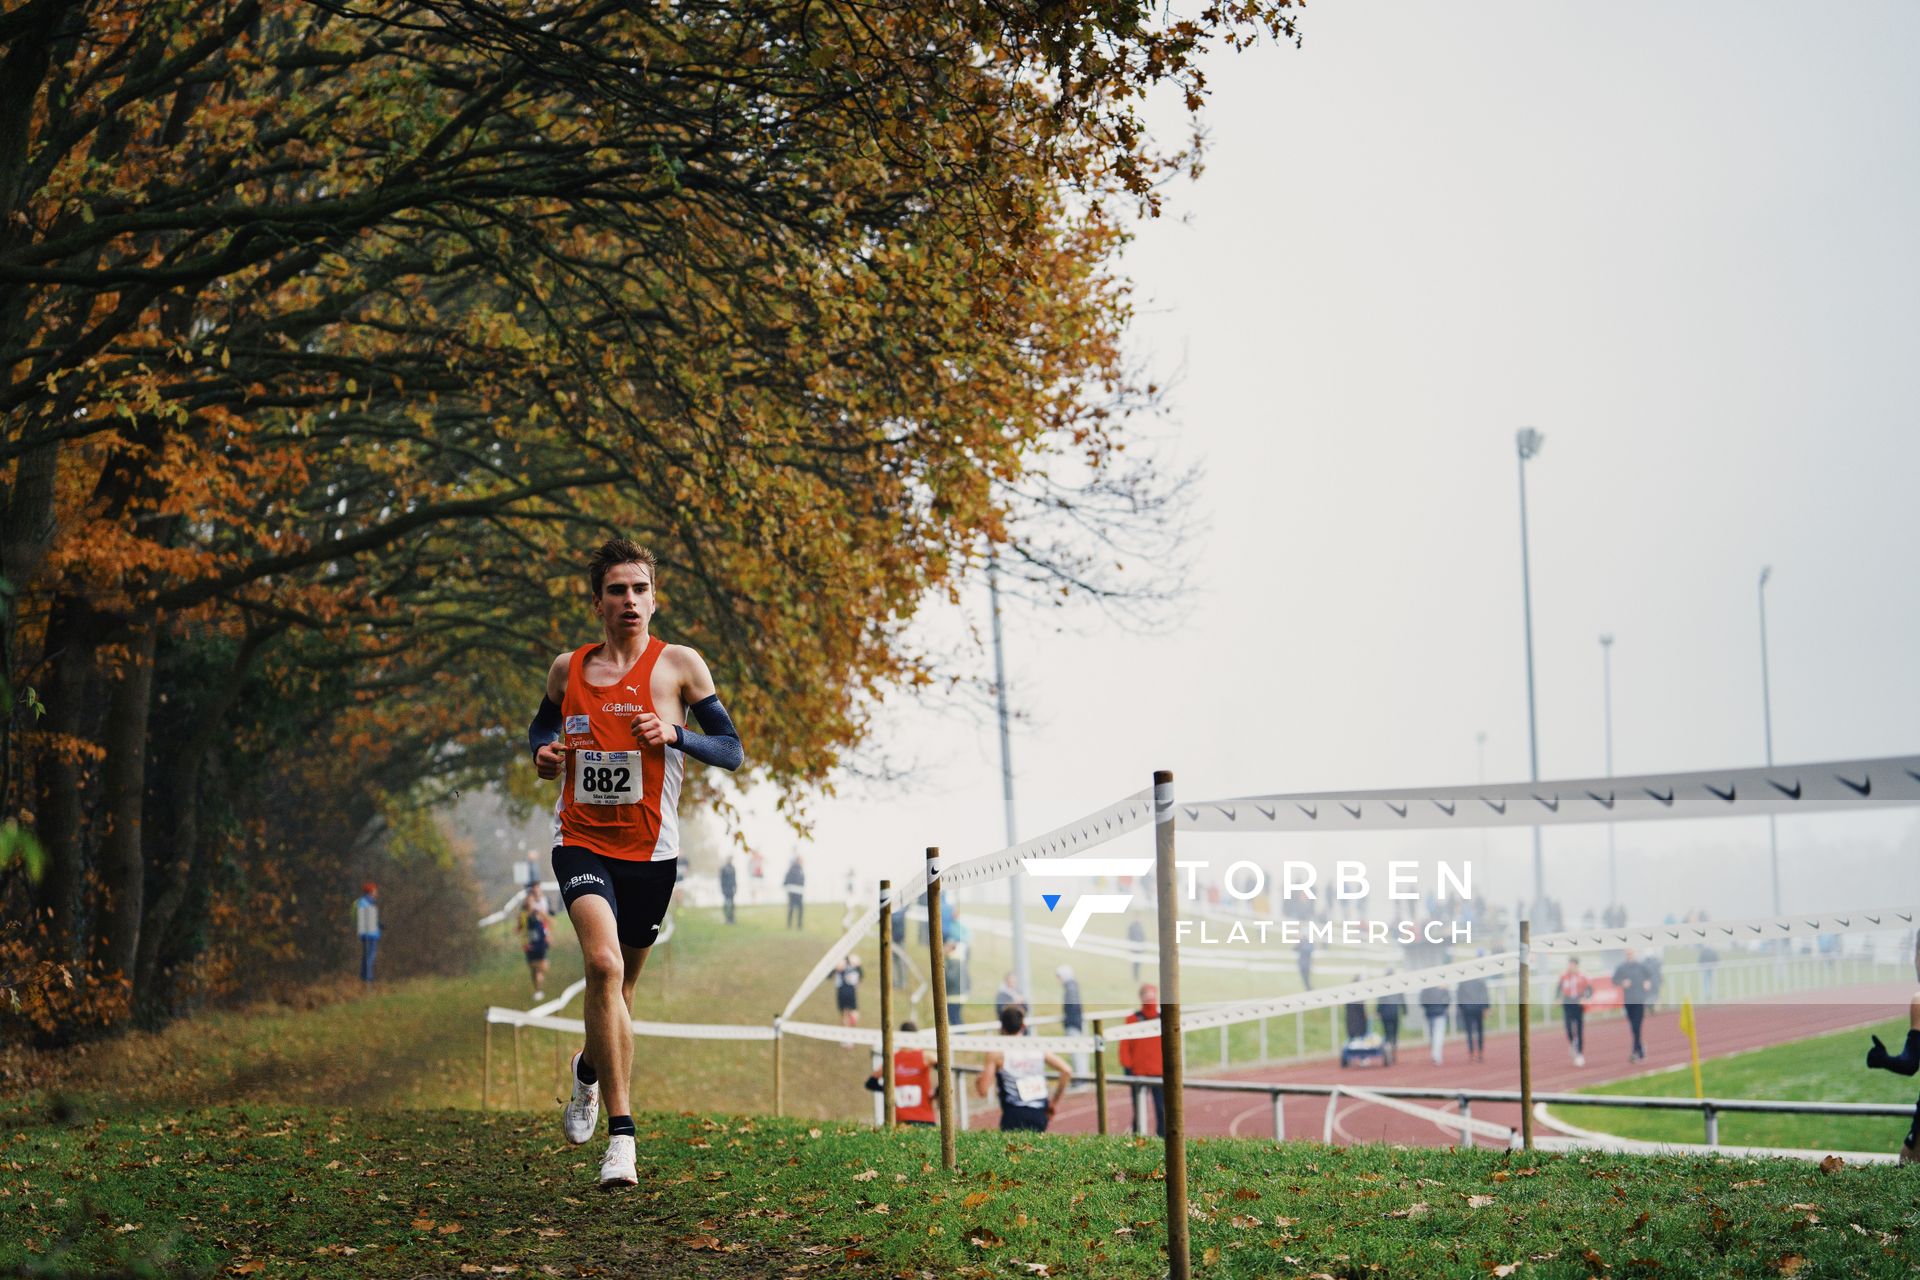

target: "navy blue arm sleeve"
[673,694,743,771]
[528,696,562,758]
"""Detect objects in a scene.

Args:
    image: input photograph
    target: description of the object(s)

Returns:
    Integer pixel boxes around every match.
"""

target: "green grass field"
[1554,1016,1920,1153]
[5,902,1918,1278]
[6,1105,1918,1278]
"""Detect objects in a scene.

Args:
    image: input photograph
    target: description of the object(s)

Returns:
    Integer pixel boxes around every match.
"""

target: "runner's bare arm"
[974,1052,1000,1097]
[638,646,742,770]
[1045,1052,1074,1108]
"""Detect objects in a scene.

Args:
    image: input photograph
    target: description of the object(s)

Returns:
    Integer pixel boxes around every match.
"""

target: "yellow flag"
[1678,999,1703,1099]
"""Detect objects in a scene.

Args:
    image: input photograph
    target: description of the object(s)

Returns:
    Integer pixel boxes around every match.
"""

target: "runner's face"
[594,563,655,639]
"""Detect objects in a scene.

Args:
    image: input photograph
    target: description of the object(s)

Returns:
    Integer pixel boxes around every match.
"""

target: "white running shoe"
[563,1050,599,1145]
[599,1134,637,1188]
[1574,1052,1585,1067]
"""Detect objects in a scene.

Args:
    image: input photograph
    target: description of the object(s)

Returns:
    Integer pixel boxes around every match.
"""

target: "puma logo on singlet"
[625,684,640,694]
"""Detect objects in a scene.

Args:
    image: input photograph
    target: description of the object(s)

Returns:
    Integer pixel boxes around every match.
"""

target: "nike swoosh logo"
[1838,774,1870,796]
[1387,801,1407,818]
[1705,783,1736,803]
[1533,793,1559,813]
[1645,787,1674,806]
[1183,808,1199,822]
[1256,805,1276,821]
[1215,806,1237,822]
[1340,802,1362,819]
[1769,779,1802,800]
[1482,797,1506,815]
[1586,790,1615,810]
[1298,804,1318,820]
[1433,800,1456,816]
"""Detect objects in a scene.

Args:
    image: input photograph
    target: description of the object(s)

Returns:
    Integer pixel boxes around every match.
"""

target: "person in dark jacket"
[1376,980,1406,1065]
[1863,933,1920,1164]
[890,897,908,988]
[783,855,805,929]
[718,855,738,924]
[1455,974,1490,1062]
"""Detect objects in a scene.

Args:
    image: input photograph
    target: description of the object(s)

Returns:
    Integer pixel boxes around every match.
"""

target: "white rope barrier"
[1182,754,1920,834]
[486,1005,776,1041]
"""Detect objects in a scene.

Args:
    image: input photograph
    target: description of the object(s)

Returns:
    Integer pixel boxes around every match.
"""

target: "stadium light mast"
[1600,633,1615,911]
[1758,566,1780,919]
[1514,427,1546,917]
[988,555,1033,1005]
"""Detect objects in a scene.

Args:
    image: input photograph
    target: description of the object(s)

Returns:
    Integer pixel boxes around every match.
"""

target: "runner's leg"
[569,894,631,1119]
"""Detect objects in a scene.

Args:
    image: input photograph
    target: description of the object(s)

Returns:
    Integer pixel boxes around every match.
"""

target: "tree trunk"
[92,612,155,1009]
[31,594,96,966]
[135,625,276,1002]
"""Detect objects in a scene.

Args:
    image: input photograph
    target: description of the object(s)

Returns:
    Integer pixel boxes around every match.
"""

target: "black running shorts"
[551,846,677,950]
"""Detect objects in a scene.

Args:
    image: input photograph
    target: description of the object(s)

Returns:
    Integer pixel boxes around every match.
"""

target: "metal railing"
[935,1064,1910,1150]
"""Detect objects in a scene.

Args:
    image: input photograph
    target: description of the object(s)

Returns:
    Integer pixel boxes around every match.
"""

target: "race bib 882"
[574,750,641,806]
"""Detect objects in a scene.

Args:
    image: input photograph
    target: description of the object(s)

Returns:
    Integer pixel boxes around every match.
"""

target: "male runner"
[527,538,743,1188]
[974,1006,1072,1132]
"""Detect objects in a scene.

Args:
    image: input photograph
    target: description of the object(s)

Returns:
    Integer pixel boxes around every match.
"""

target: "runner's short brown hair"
[588,538,657,597]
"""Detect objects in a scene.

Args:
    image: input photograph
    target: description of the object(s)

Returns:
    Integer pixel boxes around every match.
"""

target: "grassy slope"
[4,1107,1917,1279]
[1554,1016,1920,1152]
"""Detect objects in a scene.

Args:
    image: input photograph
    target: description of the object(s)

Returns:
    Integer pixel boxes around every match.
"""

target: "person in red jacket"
[866,1020,939,1126]
[1116,983,1166,1136]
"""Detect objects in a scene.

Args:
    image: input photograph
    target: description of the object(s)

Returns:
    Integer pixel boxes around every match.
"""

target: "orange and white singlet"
[551,637,682,862]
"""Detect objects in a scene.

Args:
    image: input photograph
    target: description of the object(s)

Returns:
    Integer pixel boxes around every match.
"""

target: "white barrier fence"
[477,752,1919,1147]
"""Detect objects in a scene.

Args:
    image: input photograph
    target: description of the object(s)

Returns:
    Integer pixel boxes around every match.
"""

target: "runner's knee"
[584,944,624,986]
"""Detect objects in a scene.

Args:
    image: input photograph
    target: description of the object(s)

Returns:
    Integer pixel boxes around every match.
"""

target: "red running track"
[1031,983,1912,1148]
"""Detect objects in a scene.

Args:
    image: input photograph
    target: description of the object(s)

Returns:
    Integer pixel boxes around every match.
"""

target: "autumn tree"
[0,0,1299,1034]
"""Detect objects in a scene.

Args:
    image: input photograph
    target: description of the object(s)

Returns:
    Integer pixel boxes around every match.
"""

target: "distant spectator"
[1296,939,1315,991]
[784,855,806,929]
[1456,973,1490,1063]
[866,1021,938,1126]
[891,896,908,988]
[1558,956,1592,1067]
[1344,1000,1370,1041]
[1376,980,1406,1065]
[1417,985,1450,1065]
[718,855,738,925]
[355,882,380,984]
[943,938,970,1028]
[1058,964,1087,1077]
[1117,983,1166,1136]
[994,971,1024,1020]
[1613,949,1654,1063]
[1127,916,1148,980]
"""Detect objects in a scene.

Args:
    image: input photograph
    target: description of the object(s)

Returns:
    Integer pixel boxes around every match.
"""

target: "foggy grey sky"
[729,1,1920,923]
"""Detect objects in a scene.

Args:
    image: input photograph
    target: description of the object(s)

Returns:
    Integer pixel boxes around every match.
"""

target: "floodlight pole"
[1758,567,1780,919]
[1600,634,1615,910]
[988,556,1033,1004]
[1515,428,1546,917]
[1154,770,1190,1280]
